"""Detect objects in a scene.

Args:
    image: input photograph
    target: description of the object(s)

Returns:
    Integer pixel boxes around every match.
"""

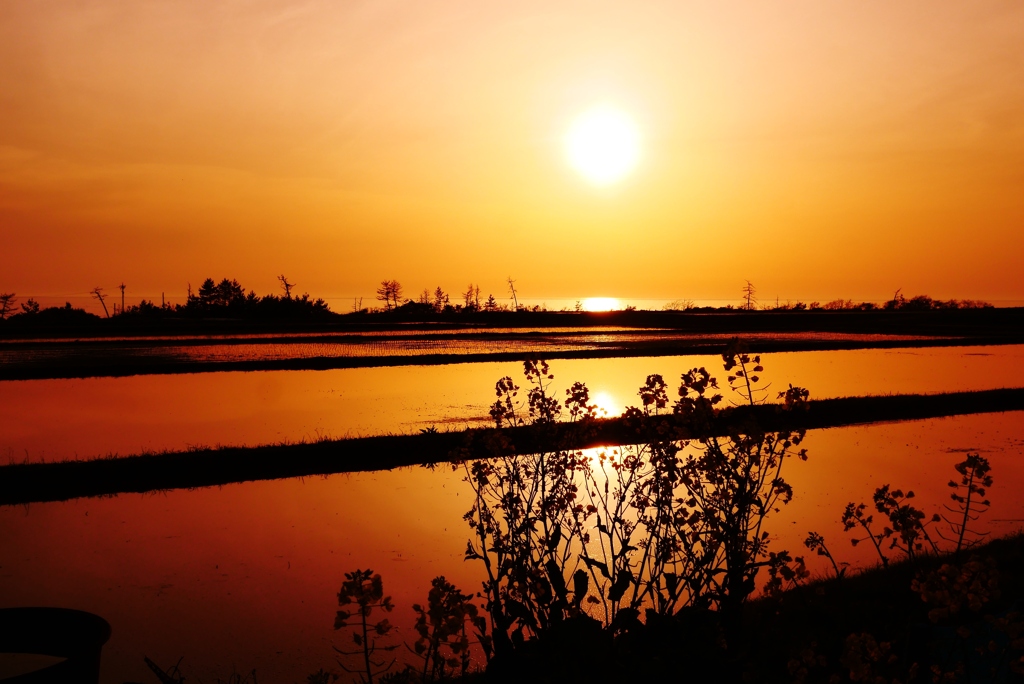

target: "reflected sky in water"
[1,345,1023,463]
[1,412,1022,683]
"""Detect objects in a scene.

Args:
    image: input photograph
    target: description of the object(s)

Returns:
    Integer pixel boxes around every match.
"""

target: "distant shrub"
[662,299,695,311]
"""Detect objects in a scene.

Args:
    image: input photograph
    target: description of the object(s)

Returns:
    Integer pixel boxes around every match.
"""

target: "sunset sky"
[2,0,1023,309]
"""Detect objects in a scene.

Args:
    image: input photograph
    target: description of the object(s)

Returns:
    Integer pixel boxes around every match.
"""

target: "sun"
[582,297,621,312]
[564,105,640,186]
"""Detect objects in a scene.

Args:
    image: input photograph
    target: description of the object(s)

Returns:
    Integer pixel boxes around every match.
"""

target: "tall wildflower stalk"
[453,342,811,658]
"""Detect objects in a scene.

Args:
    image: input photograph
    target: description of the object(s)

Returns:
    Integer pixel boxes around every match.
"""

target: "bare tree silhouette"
[461,284,484,311]
[741,280,757,311]
[507,277,519,311]
[278,275,294,299]
[886,287,906,310]
[91,287,110,318]
[0,293,17,320]
[375,280,402,310]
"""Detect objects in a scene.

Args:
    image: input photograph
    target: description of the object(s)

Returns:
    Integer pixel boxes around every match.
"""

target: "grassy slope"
[741,532,1024,682]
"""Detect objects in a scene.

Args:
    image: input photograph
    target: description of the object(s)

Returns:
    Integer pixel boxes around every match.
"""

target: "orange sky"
[2,1,1023,309]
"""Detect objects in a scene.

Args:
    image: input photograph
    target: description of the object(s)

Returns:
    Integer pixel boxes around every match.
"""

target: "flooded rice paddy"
[1,413,1021,683]
[0,330,945,379]
[1,340,1022,682]
[1,345,1022,464]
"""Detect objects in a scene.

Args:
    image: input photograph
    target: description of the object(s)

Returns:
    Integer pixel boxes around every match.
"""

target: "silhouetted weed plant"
[449,342,812,663]
[410,576,485,681]
[334,570,398,684]
[307,669,340,684]
[940,454,994,553]
[785,455,1020,682]
[804,531,848,579]
[827,453,995,570]
[332,572,485,684]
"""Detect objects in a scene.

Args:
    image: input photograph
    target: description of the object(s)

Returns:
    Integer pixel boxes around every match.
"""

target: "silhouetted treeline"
[0,278,334,329]
[0,301,101,326]
[663,293,993,312]
[171,277,331,319]
[366,279,994,317]
[352,290,996,324]
[764,294,994,312]
[0,278,1007,339]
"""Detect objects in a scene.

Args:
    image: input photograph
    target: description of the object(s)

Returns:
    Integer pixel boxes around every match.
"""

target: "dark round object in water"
[0,607,110,684]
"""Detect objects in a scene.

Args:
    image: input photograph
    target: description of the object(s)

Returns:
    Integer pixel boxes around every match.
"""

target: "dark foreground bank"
[477,533,1024,683]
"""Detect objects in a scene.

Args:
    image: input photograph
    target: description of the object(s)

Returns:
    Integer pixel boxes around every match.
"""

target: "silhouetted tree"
[507,277,519,311]
[20,298,40,315]
[376,281,393,310]
[376,280,402,310]
[662,299,695,311]
[173,277,330,319]
[278,275,294,299]
[433,286,448,312]
[90,287,110,317]
[0,293,16,320]
[741,280,757,311]
[190,278,248,309]
[884,288,905,310]
[902,295,938,311]
[462,284,477,310]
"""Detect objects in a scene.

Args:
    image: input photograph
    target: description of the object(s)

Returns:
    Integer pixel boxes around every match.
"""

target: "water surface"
[2,345,1023,463]
[1,413,1022,683]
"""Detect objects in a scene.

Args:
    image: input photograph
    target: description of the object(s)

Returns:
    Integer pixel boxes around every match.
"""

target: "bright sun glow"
[565,105,640,186]
[590,391,620,418]
[582,297,621,312]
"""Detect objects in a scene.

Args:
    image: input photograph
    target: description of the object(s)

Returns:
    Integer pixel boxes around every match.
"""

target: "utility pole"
[119,283,126,315]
